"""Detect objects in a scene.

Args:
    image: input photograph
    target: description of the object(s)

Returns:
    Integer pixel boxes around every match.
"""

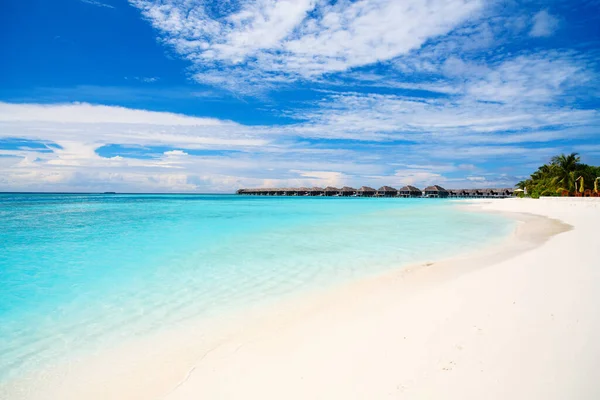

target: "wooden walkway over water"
[237,185,515,198]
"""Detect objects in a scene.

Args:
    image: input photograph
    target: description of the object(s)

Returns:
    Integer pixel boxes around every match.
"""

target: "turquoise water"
[0,194,514,380]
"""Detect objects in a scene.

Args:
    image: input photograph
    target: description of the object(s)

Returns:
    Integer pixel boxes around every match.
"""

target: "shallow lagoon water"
[0,194,514,380]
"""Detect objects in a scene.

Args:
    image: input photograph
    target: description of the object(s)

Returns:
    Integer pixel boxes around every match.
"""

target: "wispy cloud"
[1,98,597,192]
[129,0,483,89]
[80,0,115,9]
[530,10,560,37]
[464,51,592,104]
[125,76,160,83]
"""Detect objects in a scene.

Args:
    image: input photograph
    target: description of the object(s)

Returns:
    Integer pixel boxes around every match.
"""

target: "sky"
[0,0,599,193]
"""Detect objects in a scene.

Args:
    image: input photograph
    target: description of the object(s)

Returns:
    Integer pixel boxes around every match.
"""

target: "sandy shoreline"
[3,198,600,399]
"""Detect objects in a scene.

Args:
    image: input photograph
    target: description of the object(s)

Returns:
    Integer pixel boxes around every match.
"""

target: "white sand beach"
[160,198,600,400]
[4,198,600,399]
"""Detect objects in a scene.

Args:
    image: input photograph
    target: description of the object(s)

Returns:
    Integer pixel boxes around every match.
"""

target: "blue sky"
[0,0,599,192]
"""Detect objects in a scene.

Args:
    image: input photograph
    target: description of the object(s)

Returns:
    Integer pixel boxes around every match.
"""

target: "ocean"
[0,193,515,381]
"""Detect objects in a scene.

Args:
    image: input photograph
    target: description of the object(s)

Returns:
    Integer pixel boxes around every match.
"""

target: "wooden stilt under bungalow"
[423,185,449,198]
[483,189,496,198]
[297,187,310,196]
[377,186,398,197]
[323,186,340,197]
[310,187,324,196]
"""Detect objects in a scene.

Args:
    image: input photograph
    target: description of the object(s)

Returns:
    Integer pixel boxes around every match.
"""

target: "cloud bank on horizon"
[0,0,599,192]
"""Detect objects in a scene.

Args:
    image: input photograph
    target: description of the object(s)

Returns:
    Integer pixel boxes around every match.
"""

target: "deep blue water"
[0,194,514,380]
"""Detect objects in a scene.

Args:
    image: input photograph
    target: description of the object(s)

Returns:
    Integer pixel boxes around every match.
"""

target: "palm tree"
[551,153,581,192]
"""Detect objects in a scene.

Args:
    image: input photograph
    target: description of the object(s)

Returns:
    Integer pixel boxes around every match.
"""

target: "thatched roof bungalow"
[423,185,449,198]
[356,186,376,197]
[338,186,357,196]
[377,186,398,197]
[323,186,340,196]
[397,185,422,198]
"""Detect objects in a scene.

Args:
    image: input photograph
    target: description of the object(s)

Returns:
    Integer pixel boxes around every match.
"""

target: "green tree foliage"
[516,153,600,198]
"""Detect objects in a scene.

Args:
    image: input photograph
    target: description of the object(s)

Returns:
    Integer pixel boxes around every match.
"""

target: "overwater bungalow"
[356,186,377,197]
[296,187,310,196]
[323,186,340,197]
[338,186,357,197]
[397,185,422,198]
[377,186,398,197]
[448,189,467,198]
[482,189,496,198]
[310,187,324,196]
[423,185,449,198]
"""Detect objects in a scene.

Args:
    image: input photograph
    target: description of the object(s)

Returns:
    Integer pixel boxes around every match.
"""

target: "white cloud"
[129,0,483,87]
[465,51,590,103]
[293,90,597,141]
[0,102,225,126]
[466,176,486,181]
[289,170,347,187]
[127,76,160,83]
[530,10,560,38]
[1,93,597,192]
[393,169,444,187]
[163,150,188,156]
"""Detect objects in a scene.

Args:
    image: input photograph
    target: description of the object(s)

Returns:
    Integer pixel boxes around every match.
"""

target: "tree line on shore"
[516,153,600,198]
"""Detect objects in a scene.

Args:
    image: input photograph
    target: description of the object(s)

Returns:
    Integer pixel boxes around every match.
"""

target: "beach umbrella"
[595,177,599,193]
